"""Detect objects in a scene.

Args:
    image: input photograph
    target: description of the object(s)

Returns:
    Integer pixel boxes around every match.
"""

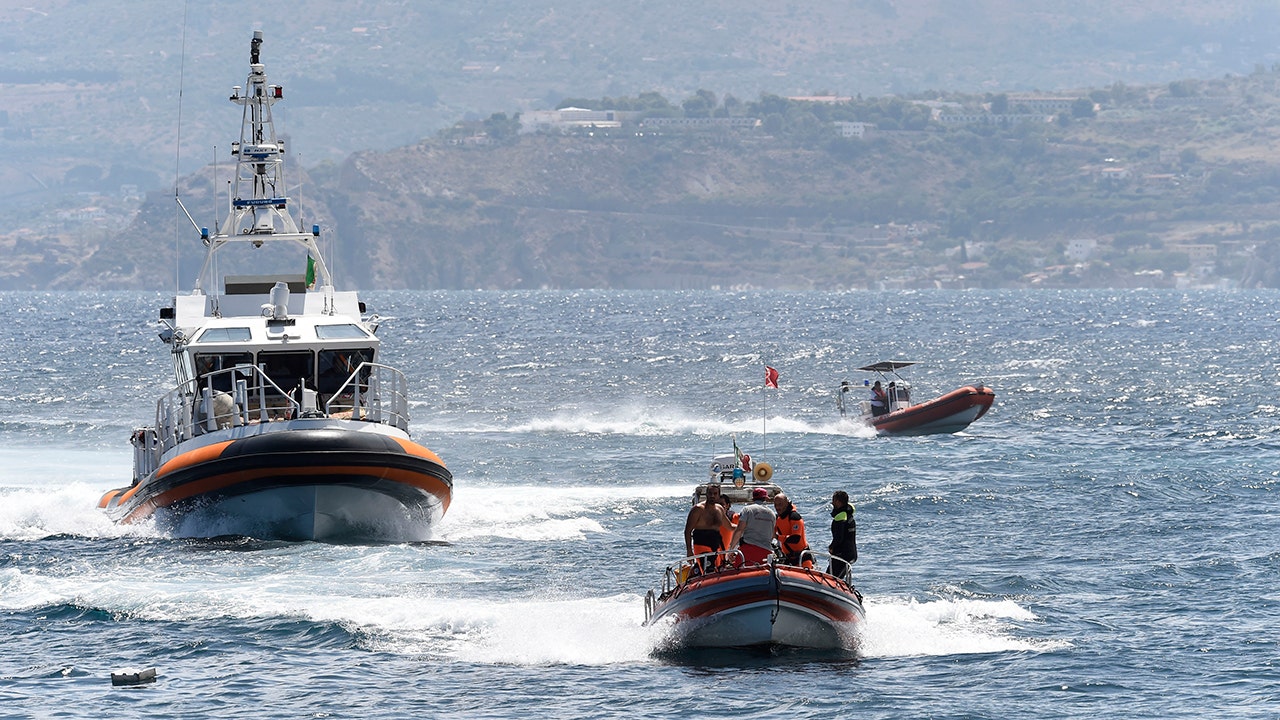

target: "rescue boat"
[838,360,995,436]
[97,33,452,541]
[644,471,865,650]
[644,548,865,650]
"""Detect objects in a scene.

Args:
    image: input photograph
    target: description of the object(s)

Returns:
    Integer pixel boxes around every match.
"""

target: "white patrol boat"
[98,33,452,541]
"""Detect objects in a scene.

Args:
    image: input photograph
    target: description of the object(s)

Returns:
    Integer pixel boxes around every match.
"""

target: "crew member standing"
[684,484,730,573]
[828,490,858,578]
[772,492,812,568]
[729,488,777,565]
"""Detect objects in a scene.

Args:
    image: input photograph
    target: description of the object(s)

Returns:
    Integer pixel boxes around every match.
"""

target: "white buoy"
[110,667,157,687]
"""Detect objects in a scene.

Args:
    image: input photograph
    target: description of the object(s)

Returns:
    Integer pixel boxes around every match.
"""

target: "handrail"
[660,549,746,596]
[136,361,413,471]
[150,364,300,454]
[323,361,410,431]
[658,548,858,596]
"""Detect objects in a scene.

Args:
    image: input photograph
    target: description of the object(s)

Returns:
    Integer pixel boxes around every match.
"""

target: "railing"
[323,362,410,431]
[645,548,861,623]
[132,362,412,481]
[658,547,856,596]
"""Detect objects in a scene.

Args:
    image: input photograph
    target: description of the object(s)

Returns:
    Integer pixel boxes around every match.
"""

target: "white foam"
[437,483,688,542]
[387,593,657,665]
[0,483,154,540]
[858,595,1068,657]
[415,405,877,438]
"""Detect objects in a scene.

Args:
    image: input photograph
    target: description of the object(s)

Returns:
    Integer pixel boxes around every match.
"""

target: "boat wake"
[859,595,1068,657]
[416,408,880,439]
[438,483,687,542]
[0,485,157,542]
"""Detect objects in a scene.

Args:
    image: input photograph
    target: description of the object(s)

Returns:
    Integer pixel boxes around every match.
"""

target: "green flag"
[305,255,316,288]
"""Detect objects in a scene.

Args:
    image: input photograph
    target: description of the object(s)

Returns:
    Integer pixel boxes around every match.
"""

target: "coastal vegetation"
[21,66,1280,290]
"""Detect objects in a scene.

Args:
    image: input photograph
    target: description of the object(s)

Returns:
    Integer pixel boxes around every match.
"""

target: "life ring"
[753,462,773,482]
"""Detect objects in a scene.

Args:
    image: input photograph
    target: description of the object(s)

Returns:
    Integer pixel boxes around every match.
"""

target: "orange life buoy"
[753,462,773,482]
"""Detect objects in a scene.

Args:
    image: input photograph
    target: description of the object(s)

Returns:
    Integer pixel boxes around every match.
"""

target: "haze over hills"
[3,1,1280,289]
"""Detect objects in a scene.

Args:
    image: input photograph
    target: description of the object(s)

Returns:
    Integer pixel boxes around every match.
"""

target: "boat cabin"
[694,453,781,504]
[155,276,392,430]
[839,360,917,417]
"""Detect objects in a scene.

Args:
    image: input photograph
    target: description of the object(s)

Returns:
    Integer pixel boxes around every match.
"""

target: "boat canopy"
[857,360,917,372]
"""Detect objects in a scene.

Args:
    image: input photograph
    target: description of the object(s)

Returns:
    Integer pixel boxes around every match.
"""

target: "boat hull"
[98,423,452,542]
[646,564,864,650]
[870,384,994,436]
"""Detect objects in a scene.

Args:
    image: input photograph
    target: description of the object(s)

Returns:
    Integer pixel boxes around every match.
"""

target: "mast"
[193,31,332,300]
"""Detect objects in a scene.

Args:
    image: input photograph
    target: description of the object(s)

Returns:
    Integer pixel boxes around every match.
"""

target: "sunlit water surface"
[2,290,1277,718]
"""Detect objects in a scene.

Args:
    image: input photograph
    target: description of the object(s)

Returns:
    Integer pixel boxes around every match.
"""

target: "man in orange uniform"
[772,492,813,568]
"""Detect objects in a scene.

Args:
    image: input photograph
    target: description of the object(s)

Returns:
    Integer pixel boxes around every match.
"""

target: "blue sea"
[1,289,1276,718]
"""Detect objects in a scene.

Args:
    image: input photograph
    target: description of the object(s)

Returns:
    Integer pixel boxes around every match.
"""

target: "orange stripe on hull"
[391,437,447,467]
[667,567,862,623]
[388,438,451,513]
[113,441,235,508]
[97,489,121,509]
[120,465,451,524]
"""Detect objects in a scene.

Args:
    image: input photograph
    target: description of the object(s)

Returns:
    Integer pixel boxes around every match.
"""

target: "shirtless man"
[684,484,730,572]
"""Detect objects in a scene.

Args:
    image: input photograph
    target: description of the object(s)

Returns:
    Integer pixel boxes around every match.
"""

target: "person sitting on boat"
[684,484,731,574]
[827,490,858,579]
[729,487,777,566]
[717,495,739,553]
[771,492,813,568]
[869,381,889,416]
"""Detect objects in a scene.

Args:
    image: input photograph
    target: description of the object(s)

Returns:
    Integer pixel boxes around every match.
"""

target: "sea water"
[1,289,1276,718]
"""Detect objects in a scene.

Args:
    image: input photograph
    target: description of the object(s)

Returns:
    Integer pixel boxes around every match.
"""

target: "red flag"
[764,366,779,388]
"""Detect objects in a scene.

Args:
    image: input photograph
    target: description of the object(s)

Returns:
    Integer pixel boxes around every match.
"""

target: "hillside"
[2,0,1280,263]
[40,69,1280,290]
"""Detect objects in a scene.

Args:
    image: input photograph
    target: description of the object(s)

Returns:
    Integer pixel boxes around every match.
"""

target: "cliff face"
[37,83,1280,292]
[315,134,925,290]
[50,166,338,292]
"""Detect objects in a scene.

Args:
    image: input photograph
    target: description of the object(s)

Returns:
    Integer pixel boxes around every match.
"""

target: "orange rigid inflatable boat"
[839,361,995,436]
[644,459,865,650]
[644,553,865,649]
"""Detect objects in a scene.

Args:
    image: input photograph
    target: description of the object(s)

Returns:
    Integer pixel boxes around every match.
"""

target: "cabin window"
[258,351,316,394]
[196,327,253,343]
[317,348,374,395]
[193,352,254,391]
[315,323,369,340]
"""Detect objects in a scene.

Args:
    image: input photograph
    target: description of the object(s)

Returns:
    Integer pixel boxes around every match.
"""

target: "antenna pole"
[762,364,768,460]
[172,0,192,294]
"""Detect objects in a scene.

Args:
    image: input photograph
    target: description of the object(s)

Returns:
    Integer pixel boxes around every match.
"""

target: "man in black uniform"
[828,490,858,578]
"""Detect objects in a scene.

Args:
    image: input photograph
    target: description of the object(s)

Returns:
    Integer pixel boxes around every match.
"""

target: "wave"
[859,595,1068,657]
[0,485,151,541]
[438,483,688,542]
[415,408,878,438]
[2,547,1060,666]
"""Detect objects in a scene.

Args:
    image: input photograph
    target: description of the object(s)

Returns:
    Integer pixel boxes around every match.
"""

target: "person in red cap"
[729,486,777,565]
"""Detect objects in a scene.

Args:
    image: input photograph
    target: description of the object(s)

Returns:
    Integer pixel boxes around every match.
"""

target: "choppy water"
[1,290,1277,718]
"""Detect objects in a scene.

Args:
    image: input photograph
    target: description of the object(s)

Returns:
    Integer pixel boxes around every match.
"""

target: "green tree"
[483,112,520,140]
[1071,97,1096,118]
[682,89,717,118]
